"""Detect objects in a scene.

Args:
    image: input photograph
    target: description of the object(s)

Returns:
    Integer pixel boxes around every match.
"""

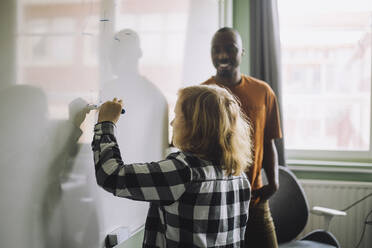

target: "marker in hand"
[87,104,126,114]
[89,98,125,124]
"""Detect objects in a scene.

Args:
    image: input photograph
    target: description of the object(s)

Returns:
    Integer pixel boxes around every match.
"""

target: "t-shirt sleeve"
[265,88,283,140]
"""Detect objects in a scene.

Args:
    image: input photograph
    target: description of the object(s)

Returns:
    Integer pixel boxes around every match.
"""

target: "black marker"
[88,104,126,114]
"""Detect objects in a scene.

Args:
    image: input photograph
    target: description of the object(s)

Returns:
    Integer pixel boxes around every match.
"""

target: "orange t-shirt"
[202,75,282,203]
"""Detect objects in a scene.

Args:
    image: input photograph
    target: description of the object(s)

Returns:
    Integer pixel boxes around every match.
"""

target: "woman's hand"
[97,98,123,124]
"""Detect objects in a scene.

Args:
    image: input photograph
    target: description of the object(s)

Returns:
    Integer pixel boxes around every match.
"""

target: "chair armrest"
[311,206,347,217]
[310,206,346,231]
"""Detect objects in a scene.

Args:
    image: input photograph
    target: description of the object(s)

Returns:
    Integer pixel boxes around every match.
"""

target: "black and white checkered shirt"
[92,122,251,247]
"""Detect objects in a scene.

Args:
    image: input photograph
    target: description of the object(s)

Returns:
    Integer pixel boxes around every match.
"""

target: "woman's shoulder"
[166,152,248,179]
[166,151,219,179]
[166,151,207,167]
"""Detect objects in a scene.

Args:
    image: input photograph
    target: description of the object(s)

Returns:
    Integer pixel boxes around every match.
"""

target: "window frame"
[278,2,372,163]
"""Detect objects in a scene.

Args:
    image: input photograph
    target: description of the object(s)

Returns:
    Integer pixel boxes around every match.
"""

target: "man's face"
[211,31,243,78]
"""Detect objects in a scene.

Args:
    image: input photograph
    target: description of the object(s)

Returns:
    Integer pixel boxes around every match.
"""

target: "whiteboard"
[0,0,219,247]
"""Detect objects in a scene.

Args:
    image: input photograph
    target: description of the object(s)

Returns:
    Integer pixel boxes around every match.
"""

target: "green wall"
[233,0,250,75]
[288,161,372,182]
[0,0,16,89]
[291,169,372,182]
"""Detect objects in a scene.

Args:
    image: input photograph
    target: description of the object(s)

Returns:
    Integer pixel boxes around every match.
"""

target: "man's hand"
[251,183,278,203]
[97,98,123,124]
[255,139,279,203]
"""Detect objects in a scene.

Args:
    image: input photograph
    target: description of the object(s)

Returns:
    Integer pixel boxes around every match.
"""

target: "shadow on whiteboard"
[99,28,169,242]
[0,85,100,248]
[0,28,169,248]
[102,28,168,162]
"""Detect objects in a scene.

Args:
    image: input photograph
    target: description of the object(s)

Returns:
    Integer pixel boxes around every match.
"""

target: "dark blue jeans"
[244,201,278,248]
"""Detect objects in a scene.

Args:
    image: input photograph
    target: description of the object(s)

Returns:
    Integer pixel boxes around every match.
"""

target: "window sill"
[287,160,372,182]
[287,159,372,170]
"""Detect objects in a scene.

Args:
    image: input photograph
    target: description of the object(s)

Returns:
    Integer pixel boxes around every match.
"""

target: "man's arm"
[252,139,279,202]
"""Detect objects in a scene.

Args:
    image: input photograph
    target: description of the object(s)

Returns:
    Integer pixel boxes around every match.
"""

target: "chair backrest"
[268,166,309,243]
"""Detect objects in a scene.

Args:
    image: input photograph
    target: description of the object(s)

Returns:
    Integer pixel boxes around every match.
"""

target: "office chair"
[265,166,345,248]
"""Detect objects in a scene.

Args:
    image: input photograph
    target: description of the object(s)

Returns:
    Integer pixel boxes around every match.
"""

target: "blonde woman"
[92,85,252,247]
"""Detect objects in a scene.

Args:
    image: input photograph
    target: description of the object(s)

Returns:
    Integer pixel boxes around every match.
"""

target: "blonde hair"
[176,85,252,176]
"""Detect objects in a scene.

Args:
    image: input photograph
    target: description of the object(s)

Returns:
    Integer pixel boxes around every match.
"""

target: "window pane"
[18,0,218,126]
[116,0,218,98]
[279,0,372,151]
[115,0,219,139]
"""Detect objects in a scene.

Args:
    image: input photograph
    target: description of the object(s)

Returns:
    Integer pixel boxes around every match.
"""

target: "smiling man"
[202,27,282,248]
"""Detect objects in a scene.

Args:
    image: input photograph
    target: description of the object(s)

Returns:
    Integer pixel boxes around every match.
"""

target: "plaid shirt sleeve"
[91,122,191,205]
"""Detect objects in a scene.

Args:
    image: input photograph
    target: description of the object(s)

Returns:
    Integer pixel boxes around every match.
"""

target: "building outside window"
[278,0,372,161]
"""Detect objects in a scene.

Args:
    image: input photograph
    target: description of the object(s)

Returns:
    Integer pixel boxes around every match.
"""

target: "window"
[17,0,223,141]
[22,18,76,66]
[278,0,372,161]
[114,0,219,107]
[18,1,101,121]
[114,0,220,140]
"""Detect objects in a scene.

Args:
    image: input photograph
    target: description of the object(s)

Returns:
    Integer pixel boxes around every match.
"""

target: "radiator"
[298,180,372,248]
